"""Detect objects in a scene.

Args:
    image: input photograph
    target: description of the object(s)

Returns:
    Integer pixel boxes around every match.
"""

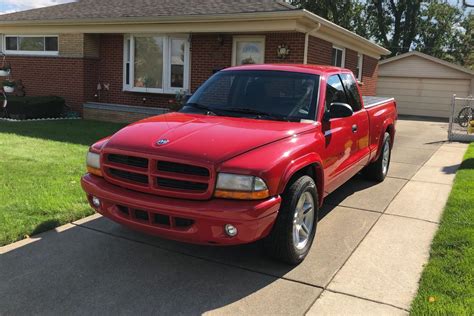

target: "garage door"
[377,77,471,118]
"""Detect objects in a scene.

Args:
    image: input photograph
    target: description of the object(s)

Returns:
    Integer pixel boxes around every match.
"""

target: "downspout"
[303,23,321,64]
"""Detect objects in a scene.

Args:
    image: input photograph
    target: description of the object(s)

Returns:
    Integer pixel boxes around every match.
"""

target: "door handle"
[352,124,358,133]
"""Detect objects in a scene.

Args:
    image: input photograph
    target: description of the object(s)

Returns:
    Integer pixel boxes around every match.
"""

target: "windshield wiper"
[224,107,291,121]
[185,103,217,115]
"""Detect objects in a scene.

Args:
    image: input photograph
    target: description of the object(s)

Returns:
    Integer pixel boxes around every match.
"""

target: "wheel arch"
[373,120,395,161]
[278,156,325,207]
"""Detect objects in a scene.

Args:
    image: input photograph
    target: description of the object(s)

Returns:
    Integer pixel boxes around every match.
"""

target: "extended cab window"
[325,75,348,113]
[340,73,363,112]
[183,70,320,122]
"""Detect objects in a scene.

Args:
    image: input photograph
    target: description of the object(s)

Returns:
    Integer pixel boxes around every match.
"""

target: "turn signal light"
[87,166,103,177]
[214,189,269,200]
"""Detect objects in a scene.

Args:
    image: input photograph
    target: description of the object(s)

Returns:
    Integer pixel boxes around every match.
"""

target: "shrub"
[7,96,66,119]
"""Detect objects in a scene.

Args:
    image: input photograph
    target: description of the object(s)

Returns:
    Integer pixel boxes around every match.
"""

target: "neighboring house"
[0,0,389,122]
[378,51,474,119]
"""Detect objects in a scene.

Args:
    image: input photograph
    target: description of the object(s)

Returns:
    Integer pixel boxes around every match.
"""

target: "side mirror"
[324,102,353,121]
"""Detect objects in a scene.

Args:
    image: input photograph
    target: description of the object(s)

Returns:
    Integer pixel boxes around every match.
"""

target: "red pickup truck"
[81,64,397,264]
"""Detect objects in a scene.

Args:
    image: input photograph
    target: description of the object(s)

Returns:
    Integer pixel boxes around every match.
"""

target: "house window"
[232,36,265,66]
[356,53,363,81]
[123,34,190,94]
[2,35,58,55]
[331,46,345,68]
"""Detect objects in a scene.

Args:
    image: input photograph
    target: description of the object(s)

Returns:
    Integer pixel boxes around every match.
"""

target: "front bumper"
[81,174,281,245]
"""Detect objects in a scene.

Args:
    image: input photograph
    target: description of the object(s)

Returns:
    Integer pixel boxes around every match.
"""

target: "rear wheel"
[263,175,318,265]
[363,132,391,182]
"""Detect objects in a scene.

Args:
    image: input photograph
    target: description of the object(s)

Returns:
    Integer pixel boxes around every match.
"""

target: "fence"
[448,95,474,142]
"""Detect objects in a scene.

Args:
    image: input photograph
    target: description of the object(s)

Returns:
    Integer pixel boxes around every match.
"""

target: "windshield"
[181,70,320,122]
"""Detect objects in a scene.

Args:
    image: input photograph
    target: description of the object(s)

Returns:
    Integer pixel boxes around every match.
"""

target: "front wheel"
[363,132,391,182]
[263,175,318,265]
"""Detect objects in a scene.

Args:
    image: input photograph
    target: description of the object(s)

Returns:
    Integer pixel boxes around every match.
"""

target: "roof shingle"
[0,0,296,21]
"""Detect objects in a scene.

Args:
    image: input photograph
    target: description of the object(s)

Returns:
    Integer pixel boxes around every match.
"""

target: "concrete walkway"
[0,119,469,315]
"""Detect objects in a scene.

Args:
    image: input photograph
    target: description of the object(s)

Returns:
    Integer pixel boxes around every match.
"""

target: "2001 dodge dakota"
[81,64,397,264]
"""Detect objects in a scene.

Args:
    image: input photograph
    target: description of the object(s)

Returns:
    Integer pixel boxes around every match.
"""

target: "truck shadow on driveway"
[0,174,384,314]
[0,224,311,315]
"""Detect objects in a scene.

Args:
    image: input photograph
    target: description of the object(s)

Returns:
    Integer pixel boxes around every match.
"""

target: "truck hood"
[105,112,316,164]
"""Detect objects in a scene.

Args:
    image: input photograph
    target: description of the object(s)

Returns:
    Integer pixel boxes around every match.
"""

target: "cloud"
[0,0,76,15]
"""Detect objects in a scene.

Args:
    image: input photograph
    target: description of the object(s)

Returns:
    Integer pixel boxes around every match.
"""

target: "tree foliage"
[290,0,369,37]
[290,0,473,67]
[366,0,422,55]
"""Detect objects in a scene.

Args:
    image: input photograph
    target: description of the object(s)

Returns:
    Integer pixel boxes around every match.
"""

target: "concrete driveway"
[0,119,468,315]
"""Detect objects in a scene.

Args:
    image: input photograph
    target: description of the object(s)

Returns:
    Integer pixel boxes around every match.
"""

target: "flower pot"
[3,86,15,93]
[0,69,11,77]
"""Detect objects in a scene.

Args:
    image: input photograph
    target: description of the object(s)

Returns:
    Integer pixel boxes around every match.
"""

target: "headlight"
[86,151,102,177]
[214,173,269,200]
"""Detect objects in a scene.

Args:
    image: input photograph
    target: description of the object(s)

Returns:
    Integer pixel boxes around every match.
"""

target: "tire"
[457,107,473,128]
[363,132,391,182]
[263,175,318,265]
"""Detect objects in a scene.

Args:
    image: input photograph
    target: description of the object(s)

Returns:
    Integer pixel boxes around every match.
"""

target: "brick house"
[0,0,389,122]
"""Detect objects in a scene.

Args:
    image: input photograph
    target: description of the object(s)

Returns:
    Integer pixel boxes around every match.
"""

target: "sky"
[0,0,75,15]
[0,0,471,16]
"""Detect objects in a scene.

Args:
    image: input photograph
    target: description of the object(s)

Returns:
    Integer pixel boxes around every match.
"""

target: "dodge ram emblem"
[156,139,169,145]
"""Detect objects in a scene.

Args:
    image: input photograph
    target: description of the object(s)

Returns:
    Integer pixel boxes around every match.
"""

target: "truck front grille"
[102,151,214,200]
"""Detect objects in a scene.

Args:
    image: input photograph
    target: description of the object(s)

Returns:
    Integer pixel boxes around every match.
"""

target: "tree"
[415,2,465,62]
[366,0,422,56]
[290,0,369,37]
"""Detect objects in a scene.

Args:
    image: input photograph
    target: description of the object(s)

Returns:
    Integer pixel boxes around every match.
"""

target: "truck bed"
[363,96,395,108]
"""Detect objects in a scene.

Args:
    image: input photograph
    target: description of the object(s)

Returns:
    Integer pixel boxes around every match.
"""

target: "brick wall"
[345,48,358,76]
[84,34,100,58]
[190,32,305,91]
[359,55,378,96]
[58,34,84,58]
[190,34,233,91]
[307,36,332,65]
[6,56,87,112]
[265,32,305,64]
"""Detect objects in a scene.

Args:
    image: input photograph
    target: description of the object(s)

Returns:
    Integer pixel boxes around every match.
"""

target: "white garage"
[377,51,474,119]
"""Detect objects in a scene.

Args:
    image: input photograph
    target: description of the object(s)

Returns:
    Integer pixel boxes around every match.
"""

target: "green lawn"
[411,143,474,315]
[0,120,124,246]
